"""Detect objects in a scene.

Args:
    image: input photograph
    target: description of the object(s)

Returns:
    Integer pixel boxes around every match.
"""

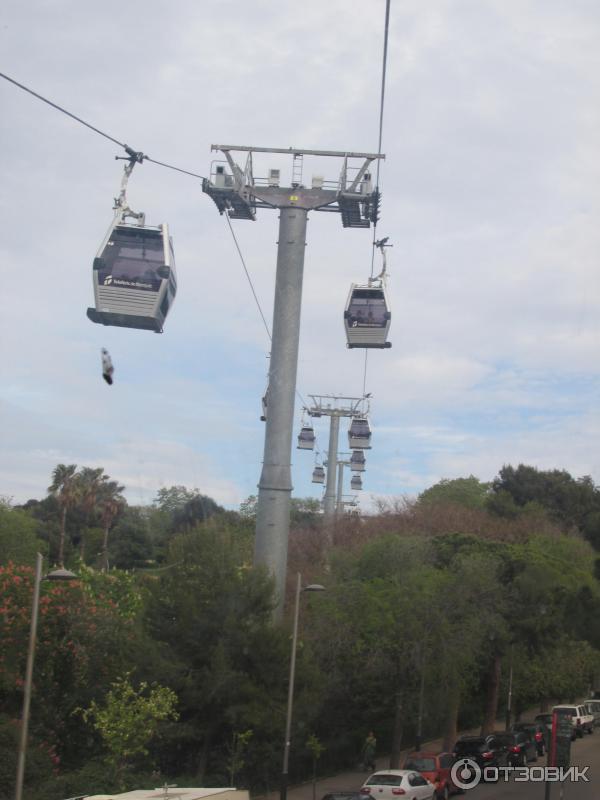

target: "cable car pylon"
[304,394,369,526]
[203,146,383,619]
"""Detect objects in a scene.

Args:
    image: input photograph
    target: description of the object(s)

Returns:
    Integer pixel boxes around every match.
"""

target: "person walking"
[362,731,377,772]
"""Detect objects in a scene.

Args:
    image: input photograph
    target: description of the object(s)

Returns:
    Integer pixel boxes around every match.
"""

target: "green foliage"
[143,521,284,780]
[239,495,321,527]
[6,461,600,795]
[490,464,600,544]
[306,733,326,761]
[418,475,490,510]
[0,561,146,777]
[155,485,202,513]
[81,674,178,779]
[225,729,253,786]
[0,506,46,566]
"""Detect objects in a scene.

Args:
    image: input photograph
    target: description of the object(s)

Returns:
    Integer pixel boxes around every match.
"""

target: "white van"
[584,699,600,728]
[552,704,594,738]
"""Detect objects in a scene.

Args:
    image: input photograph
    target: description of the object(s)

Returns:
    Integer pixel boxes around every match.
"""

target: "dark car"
[452,735,508,774]
[512,721,546,756]
[489,731,537,767]
[403,752,462,799]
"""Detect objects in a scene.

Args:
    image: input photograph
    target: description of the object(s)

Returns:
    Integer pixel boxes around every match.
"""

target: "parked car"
[360,769,435,800]
[552,704,594,738]
[489,731,537,767]
[583,699,600,728]
[452,735,508,773]
[402,752,462,799]
[512,721,546,756]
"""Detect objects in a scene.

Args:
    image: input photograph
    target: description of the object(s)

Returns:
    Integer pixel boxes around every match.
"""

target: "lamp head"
[44,567,78,582]
[303,584,326,593]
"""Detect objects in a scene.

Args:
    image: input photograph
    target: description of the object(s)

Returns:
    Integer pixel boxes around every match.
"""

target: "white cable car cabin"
[348,417,372,449]
[351,474,363,491]
[297,426,316,450]
[350,450,366,472]
[344,237,392,349]
[312,466,325,484]
[344,283,391,348]
[87,221,177,333]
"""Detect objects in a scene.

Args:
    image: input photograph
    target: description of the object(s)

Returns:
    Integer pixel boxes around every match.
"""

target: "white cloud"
[1,0,600,509]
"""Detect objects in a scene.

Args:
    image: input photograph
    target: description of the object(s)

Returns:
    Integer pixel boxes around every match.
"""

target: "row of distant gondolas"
[297,416,371,492]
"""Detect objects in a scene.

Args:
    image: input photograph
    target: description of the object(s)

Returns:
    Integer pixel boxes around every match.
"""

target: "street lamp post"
[14,553,78,800]
[415,644,426,751]
[281,574,325,800]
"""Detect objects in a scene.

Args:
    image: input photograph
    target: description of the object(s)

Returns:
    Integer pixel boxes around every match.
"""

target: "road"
[468,731,598,799]
[280,729,599,800]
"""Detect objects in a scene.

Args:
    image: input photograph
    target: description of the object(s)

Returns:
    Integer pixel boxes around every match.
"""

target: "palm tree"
[76,467,107,560]
[98,479,126,571]
[48,464,79,566]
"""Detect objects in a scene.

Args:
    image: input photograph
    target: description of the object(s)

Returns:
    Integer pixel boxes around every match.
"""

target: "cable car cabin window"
[347,289,387,328]
[98,228,165,291]
[350,419,371,436]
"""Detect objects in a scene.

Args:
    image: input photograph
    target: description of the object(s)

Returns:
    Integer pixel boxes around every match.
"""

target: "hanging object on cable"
[312,465,326,484]
[344,237,392,349]
[350,450,366,472]
[87,148,177,333]
[348,416,372,449]
[351,474,363,491]
[260,377,270,422]
[101,348,114,385]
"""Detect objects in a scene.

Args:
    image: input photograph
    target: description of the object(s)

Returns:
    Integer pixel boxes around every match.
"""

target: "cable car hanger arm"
[370,236,392,284]
[113,152,146,225]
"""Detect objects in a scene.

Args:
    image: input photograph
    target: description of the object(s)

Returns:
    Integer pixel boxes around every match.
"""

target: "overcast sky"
[1,0,599,510]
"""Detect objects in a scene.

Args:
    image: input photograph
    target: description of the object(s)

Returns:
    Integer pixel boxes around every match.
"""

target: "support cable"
[224,213,272,341]
[223,214,315,445]
[363,0,391,399]
[0,71,206,180]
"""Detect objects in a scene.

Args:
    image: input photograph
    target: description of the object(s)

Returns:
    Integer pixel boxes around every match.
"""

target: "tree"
[0,562,145,778]
[76,467,108,559]
[48,464,79,566]
[0,505,46,566]
[144,522,283,781]
[110,507,154,570]
[155,485,200,514]
[240,495,321,527]
[225,729,253,787]
[306,734,326,800]
[418,476,490,510]
[490,464,600,538]
[98,480,126,571]
[81,674,178,786]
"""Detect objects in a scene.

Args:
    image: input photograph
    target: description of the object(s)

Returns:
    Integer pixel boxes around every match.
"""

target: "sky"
[1,0,599,511]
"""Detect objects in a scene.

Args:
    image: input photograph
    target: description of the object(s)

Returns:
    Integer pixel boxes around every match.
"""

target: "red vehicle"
[402,752,462,799]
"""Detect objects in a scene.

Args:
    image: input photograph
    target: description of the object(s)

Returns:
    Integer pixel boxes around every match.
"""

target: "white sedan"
[360,769,435,800]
